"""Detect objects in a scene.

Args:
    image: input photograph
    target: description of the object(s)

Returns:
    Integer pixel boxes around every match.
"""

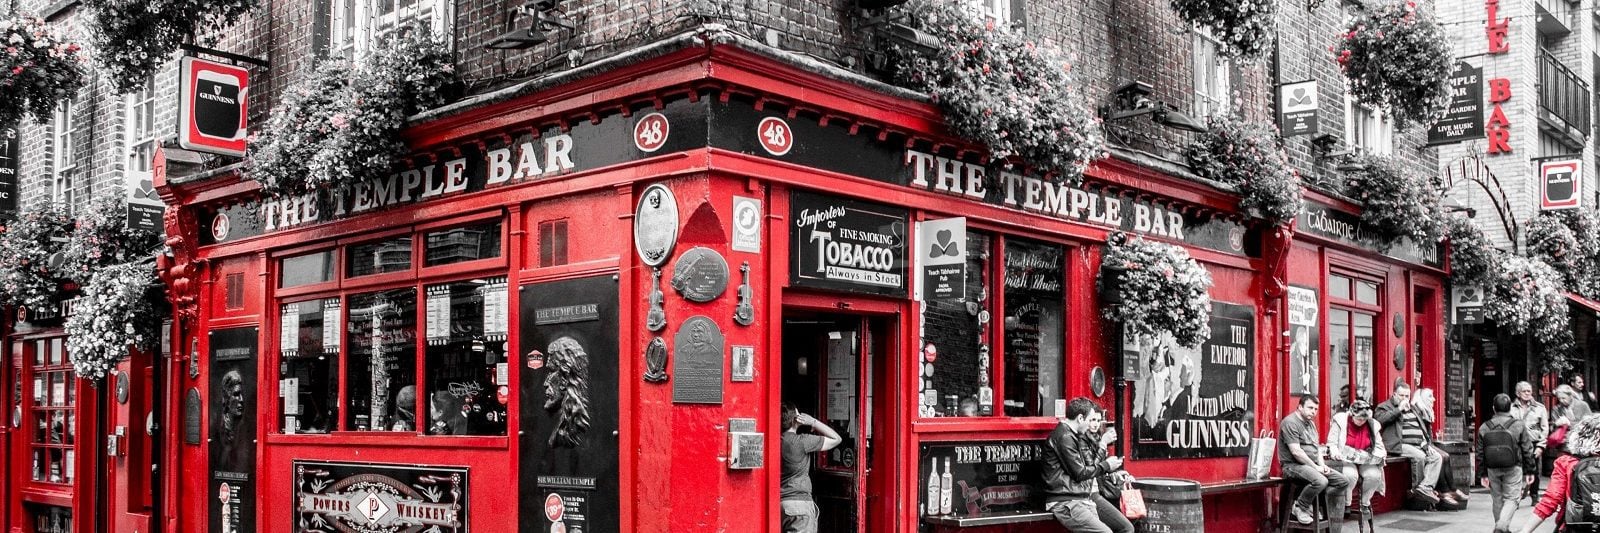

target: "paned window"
[346,288,418,431]
[962,0,1012,25]
[1326,273,1382,412]
[329,0,452,60]
[125,78,159,176]
[28,338,74,485]
[280,251,336,288]
[1345,102,1393,155]
[1192,28,1231,118]
[425,221,503,267]
[50,101,76,211]
[347,236,413,278]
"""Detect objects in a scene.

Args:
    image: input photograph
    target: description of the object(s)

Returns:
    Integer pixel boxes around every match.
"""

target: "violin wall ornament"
[734,262,754,326]
[646,269,666,332]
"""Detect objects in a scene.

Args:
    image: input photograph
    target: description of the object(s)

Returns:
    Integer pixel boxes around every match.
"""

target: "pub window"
[921,231,993,417]
[346,236,413,278]
[278,298,341,434]
[345,288,418,431]
[425,220,503,267]
[280,250,336,288]
[1002,237,1065,417]
[421,277,510,435]
[328,0,452,60]
[1326,273,1382,412]
[538,219,568,267]
[1192,28,1231,119]
[28,338,74,485]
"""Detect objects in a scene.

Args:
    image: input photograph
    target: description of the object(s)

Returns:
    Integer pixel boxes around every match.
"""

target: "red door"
[6,335,97,533]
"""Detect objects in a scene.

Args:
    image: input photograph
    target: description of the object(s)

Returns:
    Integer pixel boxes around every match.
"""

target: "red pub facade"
[122,33,1455,533]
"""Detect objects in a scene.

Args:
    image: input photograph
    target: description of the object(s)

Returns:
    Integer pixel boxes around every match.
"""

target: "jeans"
[1283,463,1352,513]
[1049,497,1133,533]
[1397,444,1443,490]
[781,500,817,533]
[1486,466,1524,531]
[1336,461,1385,506]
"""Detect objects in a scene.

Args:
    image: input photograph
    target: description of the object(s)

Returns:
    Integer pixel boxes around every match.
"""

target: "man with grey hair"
[1511,381,1548,502]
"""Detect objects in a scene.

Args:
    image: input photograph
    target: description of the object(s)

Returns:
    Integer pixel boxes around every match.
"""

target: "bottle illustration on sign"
[939,458,954,515]
[926,457,940,515]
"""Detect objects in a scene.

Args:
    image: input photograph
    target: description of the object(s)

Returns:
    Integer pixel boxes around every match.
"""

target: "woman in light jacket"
[1328,399,1387,524]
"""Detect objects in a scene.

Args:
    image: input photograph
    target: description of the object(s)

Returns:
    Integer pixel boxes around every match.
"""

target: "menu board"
[1002,239,1064,417]
[918,440,1047,525]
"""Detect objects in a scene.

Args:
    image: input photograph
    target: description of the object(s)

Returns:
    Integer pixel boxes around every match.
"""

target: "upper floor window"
[962,0,1013,26]
[1345,101,1393,155]
[50,100,76,211]
[125,78,158,176]
[329,0,453,60]
[1192,28,1231,118]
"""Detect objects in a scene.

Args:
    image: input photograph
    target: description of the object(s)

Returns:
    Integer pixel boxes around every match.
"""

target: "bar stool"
[1278,478,1337,533]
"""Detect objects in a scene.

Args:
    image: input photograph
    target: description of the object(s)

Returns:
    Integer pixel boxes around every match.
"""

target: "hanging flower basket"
[1098,232,1213,348]
[1169,0,1277,59]
[1183,115,1303,225]
[0,203,72,309]
[65,262,160,381]
[1445,216,1497,286]
[82,0,257,94]
[246,28,457,196]
[62,194,163,281]
[1341,154,1442,246]
[888,0,1105,182]
[1527,213,1593,297]
[1334,1,1453,129]
[1483,256,1572,373]
[0,15,88,127]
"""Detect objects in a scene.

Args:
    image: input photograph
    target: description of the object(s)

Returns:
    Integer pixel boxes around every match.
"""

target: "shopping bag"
[1120,485,1147,520]
[1246,431,1277,480]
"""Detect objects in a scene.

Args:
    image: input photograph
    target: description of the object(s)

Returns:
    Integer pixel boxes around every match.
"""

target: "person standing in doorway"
[780,402,842,533]
[1511,381,1549,502]
[1573,375,1598,406]
[1042,398,1132,533]
[1279,394,1350,527]
[1478,393,1537,533]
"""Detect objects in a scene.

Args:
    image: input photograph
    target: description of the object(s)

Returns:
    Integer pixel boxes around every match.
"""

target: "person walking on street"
[1279,394,1350,527]
[1478,393,1537,533]
[1511,381,1549,502]
[1375,382,1445,506]
[1519,414,1600,533]
[1329,400,1386,527]
[1553,385,1592,449]
[779,403,842,533]
[1042,398,1132,533]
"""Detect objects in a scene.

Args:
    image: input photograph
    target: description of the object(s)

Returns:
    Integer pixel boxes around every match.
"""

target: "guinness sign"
[179,56,249,157]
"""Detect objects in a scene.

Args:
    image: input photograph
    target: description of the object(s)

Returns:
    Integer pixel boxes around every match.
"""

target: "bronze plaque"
[673,316,724,404]
[643,337,669,383]
[634,184,679,267]
[184,388,202,445]
[670,247,729,303]
[115,372,129,404]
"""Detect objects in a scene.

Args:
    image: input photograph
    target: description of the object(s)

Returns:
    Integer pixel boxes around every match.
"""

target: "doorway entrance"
[780,310,895,533]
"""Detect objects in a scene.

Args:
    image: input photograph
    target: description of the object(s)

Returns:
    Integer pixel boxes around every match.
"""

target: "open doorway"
[780,310,894,533]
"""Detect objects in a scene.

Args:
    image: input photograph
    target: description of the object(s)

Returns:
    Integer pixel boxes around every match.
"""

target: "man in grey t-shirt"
[780,402,841,533]
[1279,394,1349,527]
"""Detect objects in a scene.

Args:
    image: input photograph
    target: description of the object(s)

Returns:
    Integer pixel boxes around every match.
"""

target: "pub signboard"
[1428,62,1486,146]
[789,191,908,297]
[1127,302,1255,459]
[179,56,250,157]
[292,461,468,533]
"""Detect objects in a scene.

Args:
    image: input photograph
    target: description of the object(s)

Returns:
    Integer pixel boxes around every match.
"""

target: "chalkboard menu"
[1002,238,1064,417]
[917,440,1047,526]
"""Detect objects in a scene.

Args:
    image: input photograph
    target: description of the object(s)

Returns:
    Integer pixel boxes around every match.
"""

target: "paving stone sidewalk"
[1338,486,1557,532]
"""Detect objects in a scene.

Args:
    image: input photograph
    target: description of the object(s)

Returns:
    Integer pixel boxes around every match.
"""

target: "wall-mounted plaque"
[1393,313,1405,338]
[733,262,754,326]
[732,345,755,382]
[1090,367,1106,398]
[115,372,129,404]
[184,388,202,444]
[1394,345,1407,371]
[644,337,669,383]
[673,316,725,404]
[634,184,679,267]
[293,461,468,533]
[670,247,729,303]
[209,326,259,533]
[646,269,666,332]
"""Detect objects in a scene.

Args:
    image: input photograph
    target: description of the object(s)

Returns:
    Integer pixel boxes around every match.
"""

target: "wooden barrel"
[1133,478,1204,533]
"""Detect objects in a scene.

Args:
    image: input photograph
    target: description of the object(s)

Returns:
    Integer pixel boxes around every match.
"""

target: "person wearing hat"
[1328,399,1386,527]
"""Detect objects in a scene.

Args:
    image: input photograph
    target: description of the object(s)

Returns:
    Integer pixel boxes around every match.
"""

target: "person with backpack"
[1519,413,1600,533]
[1479,393,1537,533]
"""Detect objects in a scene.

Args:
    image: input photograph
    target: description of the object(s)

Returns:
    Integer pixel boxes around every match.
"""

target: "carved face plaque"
[634,184,679,267]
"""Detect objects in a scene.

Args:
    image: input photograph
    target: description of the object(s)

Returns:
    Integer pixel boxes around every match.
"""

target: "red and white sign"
[544,493,565,522]
[634,112,669,153]
[218,483,232,503]
[1541,159,1582,211]
[757,116,793,156]
[179,56,249,157]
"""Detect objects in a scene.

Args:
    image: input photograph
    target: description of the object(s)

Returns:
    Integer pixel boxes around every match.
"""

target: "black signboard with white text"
[0,126,16,219]
[1299,200,1443,267]
[209,326,258,533]
[293,461,468,532]
[789,191,908,297]
[1428,62,1486,146]
[519,276,619,533]
[917,441,1047,523]
[1128,302,1255,459]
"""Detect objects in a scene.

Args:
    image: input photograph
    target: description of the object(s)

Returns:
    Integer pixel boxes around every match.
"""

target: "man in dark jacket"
[1374,382,1443,504]
[1042,398,1132,533]
[1477,393,1536,533]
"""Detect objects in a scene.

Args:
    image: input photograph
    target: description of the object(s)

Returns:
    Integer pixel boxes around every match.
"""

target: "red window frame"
[23,337,76,487]
[1325,271,1384,410]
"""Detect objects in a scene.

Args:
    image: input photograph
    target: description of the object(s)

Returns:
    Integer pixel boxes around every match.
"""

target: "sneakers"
[1292,503,1314,524]
[1412,487,1441,505]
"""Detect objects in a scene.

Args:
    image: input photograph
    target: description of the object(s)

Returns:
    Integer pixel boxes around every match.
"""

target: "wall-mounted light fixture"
[1310,133,1365,171]
[485,0,576,51]
[1101,81,1208,134]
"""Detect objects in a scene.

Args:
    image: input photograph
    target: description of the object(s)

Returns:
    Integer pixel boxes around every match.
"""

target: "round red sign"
[218,483,232,503]
[544,493,565,522]
[922,343,938,363]
[757,117,793,156]
[634,113,670,153]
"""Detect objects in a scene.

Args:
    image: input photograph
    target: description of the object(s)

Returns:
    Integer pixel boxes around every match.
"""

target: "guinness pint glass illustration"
[194,69,244,141]
[1542,160,1581,210]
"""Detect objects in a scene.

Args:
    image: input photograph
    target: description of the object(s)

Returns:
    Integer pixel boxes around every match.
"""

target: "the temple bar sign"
[178,56,249,157]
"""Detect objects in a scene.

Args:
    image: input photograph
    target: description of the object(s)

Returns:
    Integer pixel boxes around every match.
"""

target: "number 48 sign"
[758,117,793,156]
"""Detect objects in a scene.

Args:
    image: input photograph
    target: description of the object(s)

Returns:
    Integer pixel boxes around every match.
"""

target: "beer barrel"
[1133,478,1203,533]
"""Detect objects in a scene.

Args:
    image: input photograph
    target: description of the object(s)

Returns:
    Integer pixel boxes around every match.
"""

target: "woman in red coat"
[1520,413,1600,533]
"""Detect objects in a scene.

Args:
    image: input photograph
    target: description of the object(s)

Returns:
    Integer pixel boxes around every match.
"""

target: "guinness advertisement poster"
[789,190,908,297]
[292,461,468,532]
[1127,302,1255,459]
[519,276,619,533]
[209,326,259,533]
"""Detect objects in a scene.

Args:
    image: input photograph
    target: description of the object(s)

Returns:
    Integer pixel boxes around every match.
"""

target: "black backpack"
[1566,456,1600,527]
[1482,419,1520,469]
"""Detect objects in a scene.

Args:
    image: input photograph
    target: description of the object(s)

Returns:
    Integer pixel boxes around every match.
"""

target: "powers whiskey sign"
[293,461,469,533]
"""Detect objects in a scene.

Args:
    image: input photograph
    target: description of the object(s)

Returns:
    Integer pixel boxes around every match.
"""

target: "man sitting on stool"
[1279,394,1350,526]
[1375,382,1448,506]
